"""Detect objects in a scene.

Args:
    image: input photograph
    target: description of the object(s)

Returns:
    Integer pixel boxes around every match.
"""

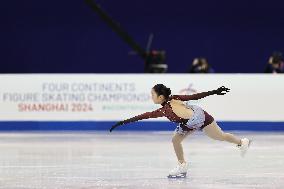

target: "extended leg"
[203,121,241,145]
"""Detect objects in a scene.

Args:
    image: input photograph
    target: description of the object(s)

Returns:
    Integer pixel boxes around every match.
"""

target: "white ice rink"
[0,131,284,189]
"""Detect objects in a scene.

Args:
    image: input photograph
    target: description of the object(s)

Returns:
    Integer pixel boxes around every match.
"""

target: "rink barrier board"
[1,74,284,122]
[0,121,283,131]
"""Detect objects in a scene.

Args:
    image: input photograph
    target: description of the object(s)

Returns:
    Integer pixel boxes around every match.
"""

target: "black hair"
[152,84,171,99]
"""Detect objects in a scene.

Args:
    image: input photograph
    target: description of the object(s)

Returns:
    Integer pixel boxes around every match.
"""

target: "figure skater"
[110,84,251,178]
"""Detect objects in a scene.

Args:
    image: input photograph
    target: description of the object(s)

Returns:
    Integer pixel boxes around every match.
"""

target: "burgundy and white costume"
[120,91,215,135]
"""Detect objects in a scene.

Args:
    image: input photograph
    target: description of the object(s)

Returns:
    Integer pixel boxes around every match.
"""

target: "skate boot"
[237,138,251,157]
[167,162,188,178]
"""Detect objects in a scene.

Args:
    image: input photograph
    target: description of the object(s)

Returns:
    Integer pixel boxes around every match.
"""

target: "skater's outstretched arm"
[110,107,165,132]
[170,86,230,101]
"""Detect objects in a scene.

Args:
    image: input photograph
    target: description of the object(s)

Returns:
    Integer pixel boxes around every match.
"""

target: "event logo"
[179,84,197,95]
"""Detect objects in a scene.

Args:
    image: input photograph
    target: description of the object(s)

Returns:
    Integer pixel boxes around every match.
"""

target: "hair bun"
[165,87,171,96]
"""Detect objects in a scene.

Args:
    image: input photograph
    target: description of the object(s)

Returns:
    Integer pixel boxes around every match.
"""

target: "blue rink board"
[0,121,284,131]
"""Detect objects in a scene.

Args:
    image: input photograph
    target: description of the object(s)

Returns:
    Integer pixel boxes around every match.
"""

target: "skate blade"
[248,139,252,147]
[167,172,187,179]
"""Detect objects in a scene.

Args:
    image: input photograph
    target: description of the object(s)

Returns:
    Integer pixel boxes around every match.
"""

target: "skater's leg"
[171,131,194,164]
[203,121,241,145]
[169,132,193,178]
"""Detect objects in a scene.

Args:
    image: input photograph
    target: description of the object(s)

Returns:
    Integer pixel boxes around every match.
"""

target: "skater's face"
[151,89,166,104]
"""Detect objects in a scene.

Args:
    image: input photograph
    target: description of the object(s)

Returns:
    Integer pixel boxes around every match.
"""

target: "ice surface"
[0,131,283,189]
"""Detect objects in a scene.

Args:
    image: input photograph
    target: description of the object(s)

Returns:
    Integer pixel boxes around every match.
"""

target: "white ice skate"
[238,138,251,157]
[167,162,189,178]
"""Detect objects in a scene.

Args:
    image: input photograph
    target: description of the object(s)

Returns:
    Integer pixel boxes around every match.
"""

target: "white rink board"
[0,74,283,121]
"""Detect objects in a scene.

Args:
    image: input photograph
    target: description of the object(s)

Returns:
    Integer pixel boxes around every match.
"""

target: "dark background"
[1,0,283,73]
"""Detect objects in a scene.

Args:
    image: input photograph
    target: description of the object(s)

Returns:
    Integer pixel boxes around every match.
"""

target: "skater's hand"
[109,121,124,132]
[214,86,230,95]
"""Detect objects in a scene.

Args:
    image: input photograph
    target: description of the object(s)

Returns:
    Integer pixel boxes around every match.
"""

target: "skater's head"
[152,84,171,104]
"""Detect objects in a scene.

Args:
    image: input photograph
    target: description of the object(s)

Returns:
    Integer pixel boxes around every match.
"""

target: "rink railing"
[0,121,283,131]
